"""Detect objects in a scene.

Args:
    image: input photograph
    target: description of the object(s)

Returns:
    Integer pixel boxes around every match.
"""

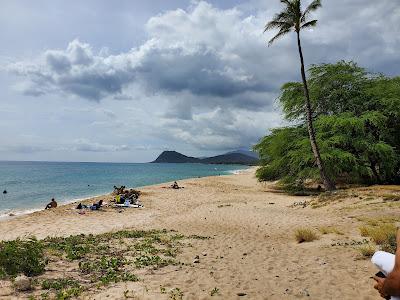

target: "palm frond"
[280,0,292,6]
[268,27,292,46]
[301,19,317,29]
[301,0,321,22]
[274,11,293,22]
[264,20,293,32]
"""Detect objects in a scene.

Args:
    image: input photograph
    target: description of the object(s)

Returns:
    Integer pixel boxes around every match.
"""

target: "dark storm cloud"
[7,1,279,110]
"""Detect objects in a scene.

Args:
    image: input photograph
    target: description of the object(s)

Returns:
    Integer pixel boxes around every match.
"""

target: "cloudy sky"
[0,0,399,162]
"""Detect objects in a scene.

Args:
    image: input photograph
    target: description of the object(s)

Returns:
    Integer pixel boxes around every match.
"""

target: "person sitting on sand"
[45,198,57,209]
[171,181,179,189]
[92,200,103,210]
[372,228,400,299]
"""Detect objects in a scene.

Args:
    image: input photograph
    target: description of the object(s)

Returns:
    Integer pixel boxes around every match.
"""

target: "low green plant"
[169,288,183,300]
[1,229,189,298]
[55,287,83,300]
[294,228,318,243]
[41,278,83,300]
[0,238,46,278]
[210,287,220,296]
[41,278,81,290]
[134,255,175,269]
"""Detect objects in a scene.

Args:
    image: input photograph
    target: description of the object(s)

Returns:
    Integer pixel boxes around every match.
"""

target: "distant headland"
[151,150,259,165]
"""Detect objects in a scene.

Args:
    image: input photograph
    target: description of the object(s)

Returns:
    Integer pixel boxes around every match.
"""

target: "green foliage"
[0,238,46,278]
[41,278,81,290]
[41,278,84,299]
[264,0,321,45]
[169,288,183,300]
[134,255,176,269]
[1,229,189,299]
[255,61,400,185]
[210,287,220,296]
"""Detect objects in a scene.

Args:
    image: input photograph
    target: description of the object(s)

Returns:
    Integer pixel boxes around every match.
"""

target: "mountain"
[201,153,258,165]
[225,149,259,159]
[152,151,200,163]
[152,150,258,165]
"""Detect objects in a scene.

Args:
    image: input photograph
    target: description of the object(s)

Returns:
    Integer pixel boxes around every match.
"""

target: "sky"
[0,0,399,163]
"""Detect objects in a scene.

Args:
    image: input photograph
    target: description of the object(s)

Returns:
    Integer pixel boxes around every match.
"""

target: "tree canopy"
[255,61,400,186]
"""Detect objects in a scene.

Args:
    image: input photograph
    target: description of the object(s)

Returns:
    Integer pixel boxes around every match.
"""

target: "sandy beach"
[1,168,399,299]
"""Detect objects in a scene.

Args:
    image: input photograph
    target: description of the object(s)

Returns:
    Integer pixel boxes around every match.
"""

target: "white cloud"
[72,139,130,152]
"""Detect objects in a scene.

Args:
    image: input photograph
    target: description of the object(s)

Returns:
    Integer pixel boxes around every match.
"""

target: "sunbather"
[89,200,103,210]
[45,198,57,209]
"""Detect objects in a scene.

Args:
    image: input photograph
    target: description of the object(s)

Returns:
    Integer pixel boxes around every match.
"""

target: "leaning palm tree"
[264,0,336,191]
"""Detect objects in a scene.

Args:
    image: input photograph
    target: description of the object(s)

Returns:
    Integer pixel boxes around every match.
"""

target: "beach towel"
[115,203,143,208]
[372,251,400,300]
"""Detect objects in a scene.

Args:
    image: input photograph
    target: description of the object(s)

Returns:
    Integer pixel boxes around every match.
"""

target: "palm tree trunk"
[296,31,336,191]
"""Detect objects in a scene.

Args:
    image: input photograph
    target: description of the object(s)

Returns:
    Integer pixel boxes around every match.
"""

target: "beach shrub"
[0,238,46,278]
[359,222,397,253]
[360,223,396,245]
[255,61,400,187]
[294,228,318,243]
[358,245,376,258]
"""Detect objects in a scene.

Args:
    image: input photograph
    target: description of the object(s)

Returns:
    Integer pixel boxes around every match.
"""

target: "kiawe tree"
[255,61,400,186]
[264,0,336,191]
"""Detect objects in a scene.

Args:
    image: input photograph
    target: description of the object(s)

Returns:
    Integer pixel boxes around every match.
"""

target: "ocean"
[0,161,248,218]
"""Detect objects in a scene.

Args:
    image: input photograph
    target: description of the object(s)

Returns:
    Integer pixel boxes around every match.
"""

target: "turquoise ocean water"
[0,161,248,218]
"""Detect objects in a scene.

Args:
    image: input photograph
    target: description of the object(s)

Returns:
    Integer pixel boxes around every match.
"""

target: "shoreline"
[0,166,255,223]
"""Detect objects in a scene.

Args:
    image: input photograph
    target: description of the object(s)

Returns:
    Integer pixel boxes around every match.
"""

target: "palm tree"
[264,0,336,191]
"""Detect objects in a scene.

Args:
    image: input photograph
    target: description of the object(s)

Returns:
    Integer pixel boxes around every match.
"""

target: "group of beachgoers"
[112,186,141,206]
[44,181,184,211]
[43,184,145,212]
[44,197,104,211]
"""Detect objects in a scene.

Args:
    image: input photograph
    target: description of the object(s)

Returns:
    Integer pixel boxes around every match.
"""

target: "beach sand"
[1,168,396,299]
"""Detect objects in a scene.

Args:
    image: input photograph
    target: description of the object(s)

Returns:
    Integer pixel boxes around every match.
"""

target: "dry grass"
[318,226,344,235]
[383,194,400,202]
[358,244,376,258]
[294,228,318,243]
[359,223,396,245]
[358,217,398,254]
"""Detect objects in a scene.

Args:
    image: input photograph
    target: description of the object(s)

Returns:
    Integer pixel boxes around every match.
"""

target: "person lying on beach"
[171,181,182,189]
[372,228,400,299]
[45,198,57,209]
[76,203,85,209]
[91,200,103,210]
